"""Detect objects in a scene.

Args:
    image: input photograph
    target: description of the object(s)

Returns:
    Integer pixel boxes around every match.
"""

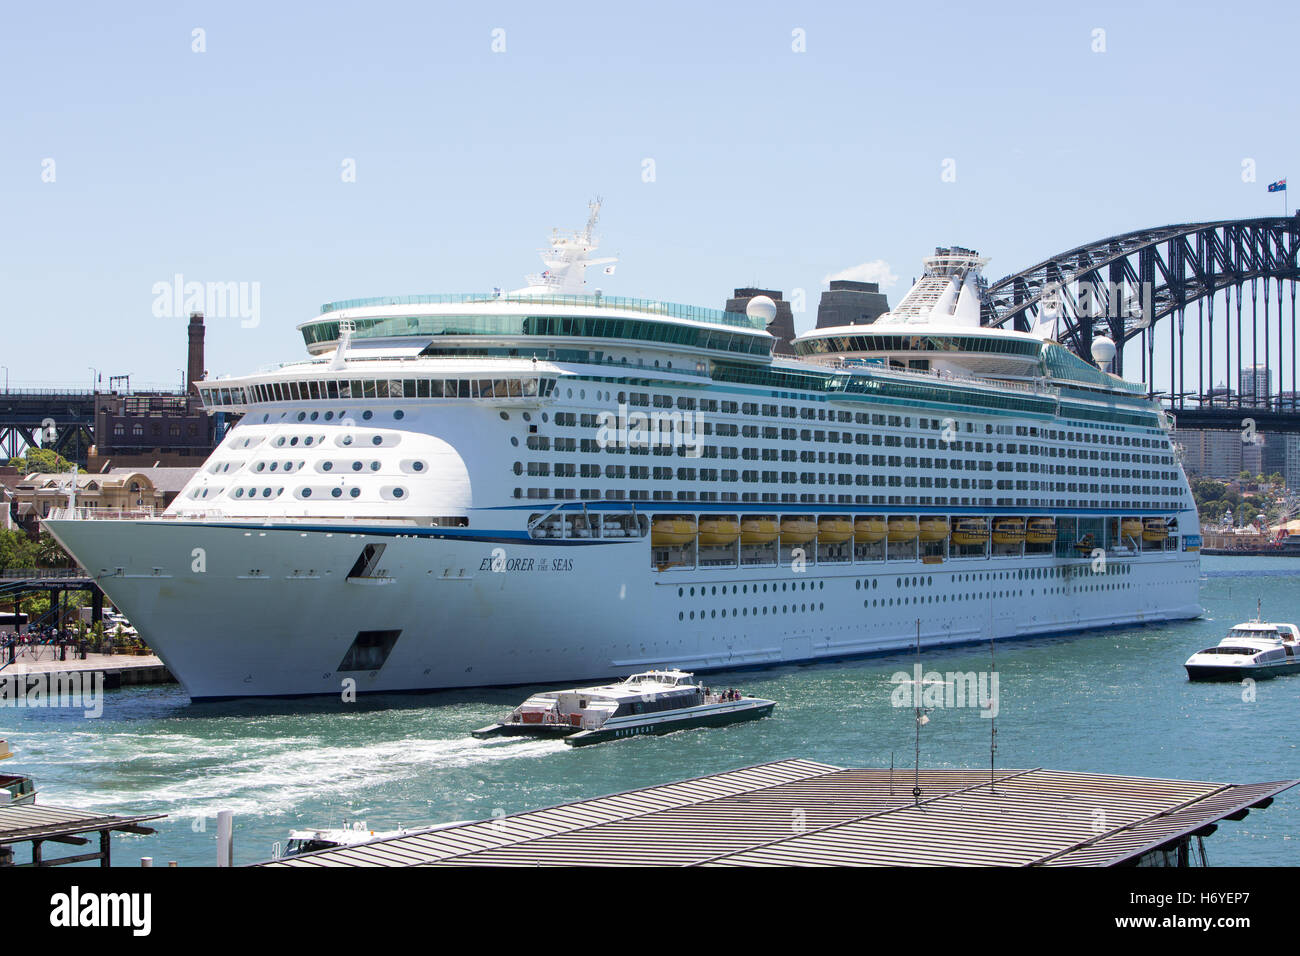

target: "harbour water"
[4,555,1296,867]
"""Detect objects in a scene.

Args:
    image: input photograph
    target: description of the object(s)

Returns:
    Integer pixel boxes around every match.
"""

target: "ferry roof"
[258,759,1298,868]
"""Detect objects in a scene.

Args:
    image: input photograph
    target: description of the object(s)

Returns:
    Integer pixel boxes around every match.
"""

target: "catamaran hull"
[46,517,1202,701]
[1185,661,1300,682]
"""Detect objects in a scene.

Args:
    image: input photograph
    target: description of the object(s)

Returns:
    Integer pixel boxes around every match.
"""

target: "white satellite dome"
[746,295,778,324]
[1091,336,1117,369]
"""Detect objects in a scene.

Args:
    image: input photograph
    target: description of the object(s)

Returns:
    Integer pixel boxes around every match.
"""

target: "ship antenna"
[989,635,1000,795]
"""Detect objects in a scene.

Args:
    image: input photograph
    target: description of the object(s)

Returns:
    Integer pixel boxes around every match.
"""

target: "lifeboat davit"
[887,516,919,543]
[854,516,886,544]
[951,517,990,546]
[739,517,779,545]
[697,517,740,546]
[818,517,854,544]
[992,517,1026,545]
[1142,517,1169,542]
[780,517,818,545]
[651,516,697,547]
[1026,517,1056,544]
[918,517,949,542]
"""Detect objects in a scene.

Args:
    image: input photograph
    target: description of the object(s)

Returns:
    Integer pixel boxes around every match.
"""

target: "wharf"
[259,758,1297,868]
[1,651,174,688]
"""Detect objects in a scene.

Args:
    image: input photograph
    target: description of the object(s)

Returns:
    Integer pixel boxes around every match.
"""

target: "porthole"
[341,435,353,446]
[510,436,519,447]
[310,412,319,421]
[352,462,362,471]
[325,411,334,421]
[349,488,360,498]
[362,410,373,421]
[297,412,306,422]
[394,410,405,420]
[331,488,342,498]
[302,488,312,498]
[372,436,382,446]
[413,461,425,472]
[393,488,405,498]
[323,462,333,472]
[370,462,380,471]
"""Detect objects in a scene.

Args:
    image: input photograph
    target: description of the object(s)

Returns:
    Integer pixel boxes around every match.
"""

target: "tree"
[35,532,71,568]
[0,529,40,569]
[7,448,79,475]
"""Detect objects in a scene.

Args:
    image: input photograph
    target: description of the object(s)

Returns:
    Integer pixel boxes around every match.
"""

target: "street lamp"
[87,367,98,394]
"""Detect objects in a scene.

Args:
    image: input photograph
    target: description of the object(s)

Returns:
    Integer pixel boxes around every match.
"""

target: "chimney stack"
[187,312,205,394]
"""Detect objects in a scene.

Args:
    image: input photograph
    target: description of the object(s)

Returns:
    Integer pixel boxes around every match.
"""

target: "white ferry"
[272,819,471,859]
[472,669,775,746]
[1184,619,1300,681]
[46,204,1202,700]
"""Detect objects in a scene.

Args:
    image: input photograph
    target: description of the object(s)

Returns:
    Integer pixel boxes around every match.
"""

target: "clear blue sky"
[1,0,1294,391]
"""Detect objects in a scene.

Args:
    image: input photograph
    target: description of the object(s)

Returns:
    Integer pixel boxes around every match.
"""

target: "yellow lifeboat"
[854,516,886,544]
[1119,517,1142,539]
[887,516,919,543]
[1142,517,1169,542]
[739,516,779,545]
[651,516,696,547]
[951,517,990,546]
[818,517,854,544]
[697,517,740,547]
[780,517,818,545]
[918,517,949,542]
[992,517,1026,545]
[1026,517,1056,544]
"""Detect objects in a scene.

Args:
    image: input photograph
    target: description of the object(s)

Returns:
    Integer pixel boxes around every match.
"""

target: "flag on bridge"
[1268,179,1287,192]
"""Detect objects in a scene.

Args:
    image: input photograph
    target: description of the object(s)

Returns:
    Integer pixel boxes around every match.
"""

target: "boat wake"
[19,731,568,820]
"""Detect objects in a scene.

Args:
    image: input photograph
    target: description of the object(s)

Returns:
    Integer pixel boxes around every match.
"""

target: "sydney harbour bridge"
[982,215,1300,432]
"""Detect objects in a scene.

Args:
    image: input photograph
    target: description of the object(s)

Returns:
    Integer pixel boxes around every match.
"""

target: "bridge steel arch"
[981,216,1300,412]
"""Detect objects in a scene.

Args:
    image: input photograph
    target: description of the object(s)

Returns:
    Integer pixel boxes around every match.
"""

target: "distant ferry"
[472,670,774,746]
[273,819,471,859]
[1185,619,1300,681]
[47,203,1201,700]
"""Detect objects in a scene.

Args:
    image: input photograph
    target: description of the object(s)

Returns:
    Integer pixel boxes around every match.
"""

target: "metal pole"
[1251,278,1258,406]
[1236,282,1243,407]
[216,810,233,867]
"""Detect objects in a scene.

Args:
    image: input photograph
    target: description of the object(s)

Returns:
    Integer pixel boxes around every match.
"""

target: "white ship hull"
[47,516,1201,700]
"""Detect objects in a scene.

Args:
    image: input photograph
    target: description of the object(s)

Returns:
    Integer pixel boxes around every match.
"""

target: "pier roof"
[258,759,1296,868]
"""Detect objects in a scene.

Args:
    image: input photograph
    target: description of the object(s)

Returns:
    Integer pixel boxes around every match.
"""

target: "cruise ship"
[46,205,1202,700]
